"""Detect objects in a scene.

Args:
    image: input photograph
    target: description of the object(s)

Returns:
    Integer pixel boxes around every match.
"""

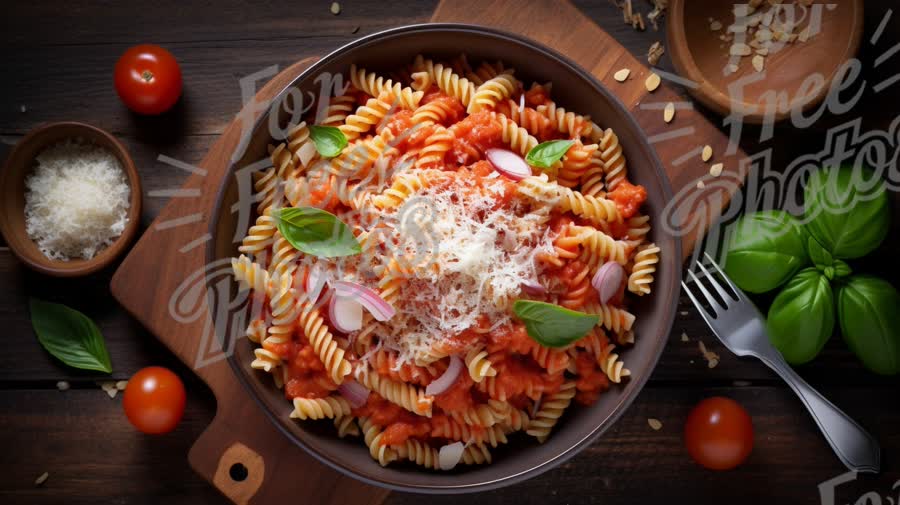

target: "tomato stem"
[141,70,154,83]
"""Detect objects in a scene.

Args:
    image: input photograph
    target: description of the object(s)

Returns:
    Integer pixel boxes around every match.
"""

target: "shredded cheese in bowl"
[24,139,131,260]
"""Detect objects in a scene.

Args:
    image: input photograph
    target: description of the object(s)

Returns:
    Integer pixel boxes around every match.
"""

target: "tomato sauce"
[608,180,647,219]
[524,85,551,108]
[283,342,335,399]
[574,352,609,405]
[433,372,474,413]
[424,93,466,126]
[353,394,430,446]
[449,111,503,165]
[487,322,534,355]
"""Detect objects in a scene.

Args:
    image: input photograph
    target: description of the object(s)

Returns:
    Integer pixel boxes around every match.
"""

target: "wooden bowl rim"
[666,0,864,123]
[0,121,142,277]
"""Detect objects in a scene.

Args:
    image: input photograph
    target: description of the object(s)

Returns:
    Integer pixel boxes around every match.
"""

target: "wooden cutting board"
[111,1,748,503]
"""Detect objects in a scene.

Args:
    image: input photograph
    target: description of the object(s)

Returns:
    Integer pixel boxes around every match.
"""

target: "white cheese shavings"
[353,170,555,366]
[24,139,131,260]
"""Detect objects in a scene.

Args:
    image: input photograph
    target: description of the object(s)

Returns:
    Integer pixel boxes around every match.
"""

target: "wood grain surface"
[2,1,899,505]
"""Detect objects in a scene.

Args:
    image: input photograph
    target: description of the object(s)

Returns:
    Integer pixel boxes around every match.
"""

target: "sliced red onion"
[592,262,625,305]
[486,148,531,181]
[521,280,546,295]
[297,141,318,168]
[439,441,465,471]
[519,92,525,112]
[329,294,363,333]
[332,280,396,321]
[425,355,463,396]
[338,379,369,408]
[305,264,328,303]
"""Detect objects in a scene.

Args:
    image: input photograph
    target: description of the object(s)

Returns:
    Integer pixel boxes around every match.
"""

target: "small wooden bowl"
[667,0,864,123]
[0,122,142,277]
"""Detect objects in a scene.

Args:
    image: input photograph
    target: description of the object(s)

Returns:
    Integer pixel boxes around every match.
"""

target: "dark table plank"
[4,386,898,505]
[2,1,899,504]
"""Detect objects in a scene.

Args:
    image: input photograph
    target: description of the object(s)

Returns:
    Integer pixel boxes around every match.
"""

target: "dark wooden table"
[2,2,899,504]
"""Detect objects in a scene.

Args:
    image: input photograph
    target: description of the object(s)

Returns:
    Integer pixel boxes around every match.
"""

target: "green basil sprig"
[831,259,852,279]
[513,300,598,348]
[30,298,112,373]
[807,237,853,280]
[724,210,809,293]
[308,125,348,158]
[766,268,834,365]
[525,140,573,169]
[837,276,900,375]
[804,165,889,259]
[276,207,361,258]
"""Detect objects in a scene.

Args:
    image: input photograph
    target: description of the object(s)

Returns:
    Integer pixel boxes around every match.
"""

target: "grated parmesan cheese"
[344,171,556,366]
[24,139,131,260]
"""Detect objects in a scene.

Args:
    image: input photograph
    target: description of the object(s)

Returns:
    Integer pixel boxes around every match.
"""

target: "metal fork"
[682,253,880,473]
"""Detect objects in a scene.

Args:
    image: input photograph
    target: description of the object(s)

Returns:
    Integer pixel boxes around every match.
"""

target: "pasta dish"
[231,54,659,470]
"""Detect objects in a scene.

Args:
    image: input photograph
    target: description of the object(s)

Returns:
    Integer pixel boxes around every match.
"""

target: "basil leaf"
[808,237,833,272]
[29,298,112,373]
[804,166,890,259]
[837,275,900,375]
[525,140,573,169]
[832,259,852,279]
[308,125,348,158]
[276,207,361,258]
[513,300,599,348]
[724,210,809,294]
[767,268,835,365]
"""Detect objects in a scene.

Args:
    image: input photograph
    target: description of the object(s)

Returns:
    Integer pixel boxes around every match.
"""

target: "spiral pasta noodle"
[628,243,661,295]
[252,165,281,214]
[334,415,361,438]
[597,127,628,191]
[464,346,497,383]
[535,102,592,138]
[557,186,620,225]
[413,55,476,107]
[290,396,352,420]
[339,94,393,142]
[415,126,454,169]
[349,64,423,110]
[468,73,518,114]
[491,111,539,158]
[558,142,600,188]
[354,365,433,417]
[526,382,576,443]
[582,301,637,334]
[238,208,277,254]
[359,417,398,466]
[597,343,631,383]
[231,254,269,292]
[321,95,356,127]
[569,225,629,267]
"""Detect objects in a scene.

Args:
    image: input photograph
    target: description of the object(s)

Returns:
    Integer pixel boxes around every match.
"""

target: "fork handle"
[756,350,881,473]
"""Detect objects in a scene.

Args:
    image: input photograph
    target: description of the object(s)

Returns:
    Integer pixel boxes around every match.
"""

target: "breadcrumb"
[35,472,49,486]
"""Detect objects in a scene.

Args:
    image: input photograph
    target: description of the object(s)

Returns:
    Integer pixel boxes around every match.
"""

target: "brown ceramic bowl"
[0,122,142,277]
[667,0,864,123]
[208,24,681,493]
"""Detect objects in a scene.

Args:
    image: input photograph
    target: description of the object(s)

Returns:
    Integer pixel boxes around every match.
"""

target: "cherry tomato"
[114,44,182,115]
[684,396,753,470]
[123,366,186,434]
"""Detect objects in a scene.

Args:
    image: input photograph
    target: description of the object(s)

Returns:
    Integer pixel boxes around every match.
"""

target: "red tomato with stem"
[114,44,182,115]
[684,396,754,470]
[123,366,186,434]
